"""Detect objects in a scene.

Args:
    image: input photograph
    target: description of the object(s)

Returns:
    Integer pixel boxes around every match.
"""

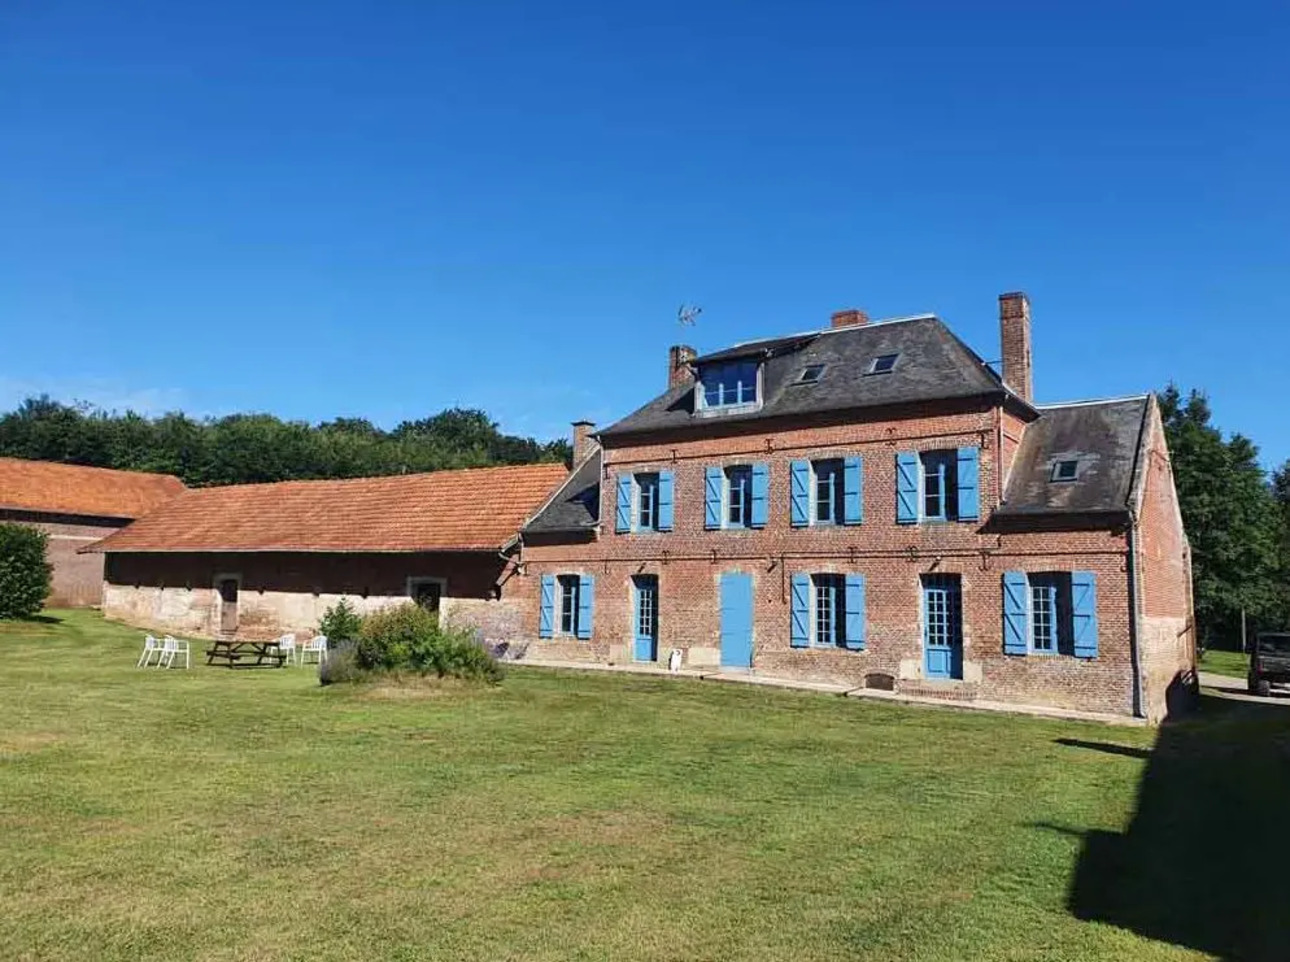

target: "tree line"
[0,397,570,487]
[1160,385,1289,649]
[1,388,1287,648]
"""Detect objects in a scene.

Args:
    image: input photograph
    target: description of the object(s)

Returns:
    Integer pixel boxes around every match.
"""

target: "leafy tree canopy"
[0,397,570,488]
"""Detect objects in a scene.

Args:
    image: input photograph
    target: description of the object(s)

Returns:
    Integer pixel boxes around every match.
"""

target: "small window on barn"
[1051,460,1079,483]
[867,353,899,375]
[797,364,826,384]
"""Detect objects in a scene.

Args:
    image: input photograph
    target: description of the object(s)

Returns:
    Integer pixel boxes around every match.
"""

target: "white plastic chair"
[276,633,297,665]
[137,635,163,668]
[300,634,328,666]
[158,635,190,669]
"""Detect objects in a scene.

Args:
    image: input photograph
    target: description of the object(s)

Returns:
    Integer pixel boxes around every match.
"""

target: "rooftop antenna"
[677,304,702,328]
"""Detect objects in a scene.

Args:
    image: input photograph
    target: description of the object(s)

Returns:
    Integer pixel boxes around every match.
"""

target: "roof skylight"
[867,353,899,375]
[1050,460,1079,483]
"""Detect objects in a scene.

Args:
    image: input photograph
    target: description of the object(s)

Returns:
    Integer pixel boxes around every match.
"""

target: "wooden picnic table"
[205,638,288,669]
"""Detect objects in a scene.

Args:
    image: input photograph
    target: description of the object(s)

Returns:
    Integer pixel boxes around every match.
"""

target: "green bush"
[318,598,363,642]
[343,603,502,683]
[0,523,52,620]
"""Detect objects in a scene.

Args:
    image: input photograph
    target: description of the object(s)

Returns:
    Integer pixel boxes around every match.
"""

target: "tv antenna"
[677,304,702,327]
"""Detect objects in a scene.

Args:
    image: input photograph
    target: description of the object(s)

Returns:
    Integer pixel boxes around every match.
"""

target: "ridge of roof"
[1035,394,1152,410]
[710,312,940,355]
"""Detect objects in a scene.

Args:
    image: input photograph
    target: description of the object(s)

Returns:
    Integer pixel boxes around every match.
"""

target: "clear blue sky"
[2,1,1287,466]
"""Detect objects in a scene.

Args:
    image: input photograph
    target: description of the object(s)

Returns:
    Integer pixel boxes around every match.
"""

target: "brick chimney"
[668,344,696,389]
[831,309,869,329]
[999,292,1033,403]
[571,420,595,465]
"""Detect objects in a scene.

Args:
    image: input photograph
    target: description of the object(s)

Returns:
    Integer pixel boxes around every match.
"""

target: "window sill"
[694,402,762,419]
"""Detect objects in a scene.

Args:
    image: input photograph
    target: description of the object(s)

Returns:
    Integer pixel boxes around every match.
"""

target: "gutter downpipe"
[1126,505,1146,720]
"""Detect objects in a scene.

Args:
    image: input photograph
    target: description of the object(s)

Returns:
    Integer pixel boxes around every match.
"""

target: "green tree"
[1159,385,1283,647]
[0,524,52,619]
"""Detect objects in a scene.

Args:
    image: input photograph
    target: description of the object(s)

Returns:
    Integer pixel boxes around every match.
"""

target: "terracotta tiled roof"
[0,457,186,519]
[87,463,569,553]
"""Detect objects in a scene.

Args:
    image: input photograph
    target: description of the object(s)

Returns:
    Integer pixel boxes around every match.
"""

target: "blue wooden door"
[719,572,754,668]
[633,575,658,662]
[923,575,963,679]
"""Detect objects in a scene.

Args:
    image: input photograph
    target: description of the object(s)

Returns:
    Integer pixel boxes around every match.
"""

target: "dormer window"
[1050,460,1079,483]
[867,353,899,375]
[797,364,826,384]
[699,360,759,409]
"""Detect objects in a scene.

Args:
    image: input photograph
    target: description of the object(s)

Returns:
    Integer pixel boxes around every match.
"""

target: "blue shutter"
[750,462,769,528]
[843,456,863,525]
[657,470,674,531]
[790,573,810,647]
[957,447,980,522]
[576,574,594,640]
[844,574,866,650]
[1003,571,1029,655]
[790,460,810,527]
[704,466,723,530]
[539,574,555,638]
[1072,571,1099,658]
[896,452,919,524]
[615,475,632,533]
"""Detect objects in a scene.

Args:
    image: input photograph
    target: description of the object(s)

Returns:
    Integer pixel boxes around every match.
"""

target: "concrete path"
[1199,670,1290,706]
[511,657,1146,726]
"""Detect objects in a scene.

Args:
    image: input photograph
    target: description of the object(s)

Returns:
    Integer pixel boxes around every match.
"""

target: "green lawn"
[2,611,1287,962]
[1198,648,1248,679]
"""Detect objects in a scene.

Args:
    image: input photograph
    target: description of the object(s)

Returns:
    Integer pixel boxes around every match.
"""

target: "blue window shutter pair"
[657,471,674,531]
[576,574,595,640]
[957,447,980,522]
[1071,571,1099,658]
[539,574,555,638]
[844,574,867,650]
[704,467,722,530]
[750,463,769,528]
[896,452,919,523]
[789,573,810,647]
[615,475,632,533]
[790,461,810,527]
[843,457,863,525]
[1002,571,1099,657]
[1002,571,1028,654]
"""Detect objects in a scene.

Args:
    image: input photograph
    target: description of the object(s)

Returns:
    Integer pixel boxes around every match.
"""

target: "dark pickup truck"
[1248,632,1290,696]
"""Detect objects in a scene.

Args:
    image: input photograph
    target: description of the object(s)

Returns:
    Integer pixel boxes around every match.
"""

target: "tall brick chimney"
[570,420,595,465]
[999,291,1033,403]
[668,344,696,389]
[831,309,869,329]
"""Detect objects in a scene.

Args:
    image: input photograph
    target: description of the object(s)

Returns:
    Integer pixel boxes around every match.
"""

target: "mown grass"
[1,610,1284,961]
[1198,647,1247,679]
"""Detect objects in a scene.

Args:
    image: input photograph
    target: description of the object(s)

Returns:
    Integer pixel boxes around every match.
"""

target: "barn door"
[217,578,240,633]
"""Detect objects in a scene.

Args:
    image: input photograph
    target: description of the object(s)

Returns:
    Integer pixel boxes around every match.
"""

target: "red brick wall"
[516,401,1142,717]
[1133,397,1197,720]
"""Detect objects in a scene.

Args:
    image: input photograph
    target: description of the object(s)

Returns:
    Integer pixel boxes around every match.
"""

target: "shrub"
[0,523,52,619]
[343,603,503,684]
[354,602,440,672]
[318,640,363,686]
[318,598,363,642]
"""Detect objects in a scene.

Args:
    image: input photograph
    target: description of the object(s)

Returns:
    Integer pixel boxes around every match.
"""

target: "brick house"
[0,457,185,606]
[89,464,566,641]
[519,293,1194,722]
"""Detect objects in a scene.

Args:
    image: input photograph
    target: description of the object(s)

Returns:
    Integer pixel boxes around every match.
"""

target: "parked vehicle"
[1248,632,1290,696]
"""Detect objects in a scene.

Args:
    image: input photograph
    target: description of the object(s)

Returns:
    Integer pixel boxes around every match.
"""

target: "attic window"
[867,353,899,375]
[1050,460,1079,483]
[797,364,826,384]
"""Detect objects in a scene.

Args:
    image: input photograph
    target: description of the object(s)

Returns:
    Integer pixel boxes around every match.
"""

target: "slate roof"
[87,463,569,553]
[996,397,1150,517]
[600,315,1024,439]
[0,457,185,519]
[522,451,601,534]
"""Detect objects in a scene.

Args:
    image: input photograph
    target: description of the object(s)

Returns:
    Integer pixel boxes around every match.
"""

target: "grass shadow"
[1054,694,1290,961]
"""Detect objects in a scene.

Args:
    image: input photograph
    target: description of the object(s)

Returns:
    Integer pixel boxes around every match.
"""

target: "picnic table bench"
[205,638,288,668]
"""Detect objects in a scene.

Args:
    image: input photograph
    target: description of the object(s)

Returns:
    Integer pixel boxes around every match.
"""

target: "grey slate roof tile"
[599,316,1016,438]
[996,397,1149,516]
